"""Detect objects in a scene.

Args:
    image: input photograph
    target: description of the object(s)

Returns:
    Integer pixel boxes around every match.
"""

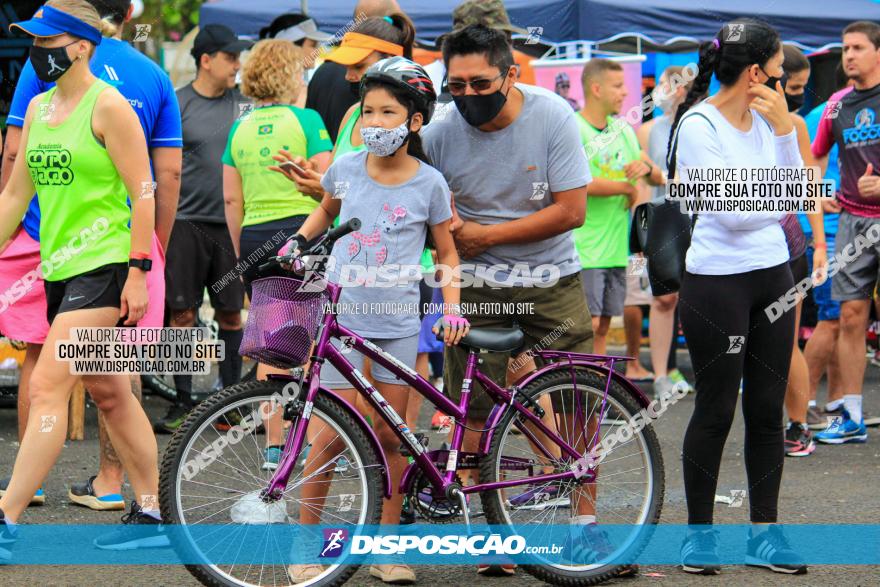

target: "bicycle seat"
[460,326,525,353]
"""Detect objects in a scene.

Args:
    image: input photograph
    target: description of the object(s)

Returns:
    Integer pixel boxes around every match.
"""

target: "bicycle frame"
[264,279,614,501]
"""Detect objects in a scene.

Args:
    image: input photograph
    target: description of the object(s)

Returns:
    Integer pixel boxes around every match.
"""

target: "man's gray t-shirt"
[321,151,452,338]
[176,84,251,223]
[648,114,673,203]
[422,83,591,285]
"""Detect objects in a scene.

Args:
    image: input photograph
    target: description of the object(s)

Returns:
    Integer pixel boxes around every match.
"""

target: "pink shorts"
[0,230,166,343]
[139,233,166,328]
[0,229,49,344]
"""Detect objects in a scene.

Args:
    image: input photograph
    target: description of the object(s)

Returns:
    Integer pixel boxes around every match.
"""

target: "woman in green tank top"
[0,0,163,539]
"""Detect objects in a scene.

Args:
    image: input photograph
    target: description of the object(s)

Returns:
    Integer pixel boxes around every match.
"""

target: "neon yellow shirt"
[223,105,332,226]
[25,80,131,281]
[573,113,640,269]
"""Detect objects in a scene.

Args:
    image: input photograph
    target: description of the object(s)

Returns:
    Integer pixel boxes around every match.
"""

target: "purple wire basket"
[240,277,328,369]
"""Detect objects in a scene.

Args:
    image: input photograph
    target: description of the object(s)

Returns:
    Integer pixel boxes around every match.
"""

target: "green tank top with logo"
[333,106,364,162]
[25,80,131,282]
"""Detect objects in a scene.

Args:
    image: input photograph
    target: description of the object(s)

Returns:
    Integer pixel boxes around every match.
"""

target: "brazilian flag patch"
[258,124,274,135]
[319,129,330,141]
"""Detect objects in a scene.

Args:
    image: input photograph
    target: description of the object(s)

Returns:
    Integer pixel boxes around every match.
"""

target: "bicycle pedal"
[399,433,429,457]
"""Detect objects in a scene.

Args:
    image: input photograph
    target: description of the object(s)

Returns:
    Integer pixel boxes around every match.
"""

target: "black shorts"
[418,277,432,321]
[239,215,308,298]
[789,252,809,284]
[44,263,128,324]
[165,220,245,312]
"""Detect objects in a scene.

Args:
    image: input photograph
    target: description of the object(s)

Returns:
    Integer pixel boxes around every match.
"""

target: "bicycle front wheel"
[480,368,665,585]
[159,380,384,586]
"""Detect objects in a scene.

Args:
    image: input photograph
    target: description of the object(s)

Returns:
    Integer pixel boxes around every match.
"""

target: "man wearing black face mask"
[424,24,608,576]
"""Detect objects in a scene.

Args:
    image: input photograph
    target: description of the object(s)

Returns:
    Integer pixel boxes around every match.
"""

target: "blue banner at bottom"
[1,524,879,565]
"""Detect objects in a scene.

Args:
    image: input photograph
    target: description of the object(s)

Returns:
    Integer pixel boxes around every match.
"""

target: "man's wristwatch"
[129,258,153,271]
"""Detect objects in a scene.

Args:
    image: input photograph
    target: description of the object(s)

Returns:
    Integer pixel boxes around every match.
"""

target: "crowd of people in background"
[0,0,878,581]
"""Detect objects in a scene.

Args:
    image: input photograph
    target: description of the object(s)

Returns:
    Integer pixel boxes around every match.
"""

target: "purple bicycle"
[160,219,665,586]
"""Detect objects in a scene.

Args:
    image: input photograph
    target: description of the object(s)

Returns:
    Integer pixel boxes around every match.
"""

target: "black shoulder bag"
[629,112,715,295]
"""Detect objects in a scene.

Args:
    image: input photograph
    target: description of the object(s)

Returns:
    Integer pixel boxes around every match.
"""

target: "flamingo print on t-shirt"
[348,203,408,274]
[320,151,452,338]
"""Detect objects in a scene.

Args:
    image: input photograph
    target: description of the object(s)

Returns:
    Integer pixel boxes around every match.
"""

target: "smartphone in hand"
[280,160,309,176]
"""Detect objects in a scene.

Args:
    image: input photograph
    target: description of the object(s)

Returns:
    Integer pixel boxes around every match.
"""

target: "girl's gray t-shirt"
[321,150,452,338]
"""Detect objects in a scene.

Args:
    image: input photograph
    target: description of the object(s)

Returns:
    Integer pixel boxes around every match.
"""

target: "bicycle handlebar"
[257,218,361,274]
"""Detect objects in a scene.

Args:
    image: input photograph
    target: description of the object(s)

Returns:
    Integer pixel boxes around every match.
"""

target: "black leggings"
[679,263,794,525]
[667,306,679,372]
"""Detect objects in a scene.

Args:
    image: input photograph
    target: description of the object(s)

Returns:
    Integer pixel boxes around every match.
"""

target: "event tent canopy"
[199,0,880,51]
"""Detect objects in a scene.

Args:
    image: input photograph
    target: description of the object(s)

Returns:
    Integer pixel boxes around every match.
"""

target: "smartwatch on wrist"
[129,258,153,271]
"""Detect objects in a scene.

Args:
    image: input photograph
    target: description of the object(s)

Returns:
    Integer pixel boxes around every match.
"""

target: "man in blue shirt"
[801,94,844,431]
[0,0,181,512]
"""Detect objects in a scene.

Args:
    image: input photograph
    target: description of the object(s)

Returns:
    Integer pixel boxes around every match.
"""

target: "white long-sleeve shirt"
[675,101,803,275]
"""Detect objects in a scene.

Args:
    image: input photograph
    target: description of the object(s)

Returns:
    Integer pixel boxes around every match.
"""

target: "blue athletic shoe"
[93,501,169,550]
[262,446,283,471]
[745,525,807,574]
[814,409,867,444]
[0,507,16,564]
[0,477,44,506]
[506,480,570,510]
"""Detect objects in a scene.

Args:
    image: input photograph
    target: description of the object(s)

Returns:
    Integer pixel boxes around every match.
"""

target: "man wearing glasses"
[423,23,625,578]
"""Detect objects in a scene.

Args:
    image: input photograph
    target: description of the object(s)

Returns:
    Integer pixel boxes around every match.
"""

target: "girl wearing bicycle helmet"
[280,57,467,585]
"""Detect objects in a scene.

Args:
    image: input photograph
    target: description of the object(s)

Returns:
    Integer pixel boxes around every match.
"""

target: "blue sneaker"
[745,525,807,574]
[94,501,169,550]
[262,446,283,471]
[0,477,44,506]
[334,456,350,473]
[506,480,570,510]
[814,409,867,444]
[0,507,16,564]
[680,528,721,575]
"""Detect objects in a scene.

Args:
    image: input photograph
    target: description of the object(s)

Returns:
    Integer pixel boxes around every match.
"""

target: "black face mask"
[349,80,361,99]
[30,42,76,83]
[785,92,805,112]
[759,65,781,91]
[452,87,510,127]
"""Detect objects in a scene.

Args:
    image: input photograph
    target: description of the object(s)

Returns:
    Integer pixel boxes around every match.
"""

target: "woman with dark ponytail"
[669,18,808,576]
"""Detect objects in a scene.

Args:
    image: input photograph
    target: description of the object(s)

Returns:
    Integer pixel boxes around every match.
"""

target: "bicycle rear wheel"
[159,380,384,586]
[479,368,664,585]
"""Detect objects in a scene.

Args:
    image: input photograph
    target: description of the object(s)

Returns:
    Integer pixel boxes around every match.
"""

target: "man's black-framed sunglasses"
[445,71,507,96]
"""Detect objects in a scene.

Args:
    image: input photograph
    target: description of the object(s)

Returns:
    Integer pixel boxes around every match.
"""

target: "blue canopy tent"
[580,0,880,52]
[200,0,880,50]
[198,0,577,44]
[198,0,878,110]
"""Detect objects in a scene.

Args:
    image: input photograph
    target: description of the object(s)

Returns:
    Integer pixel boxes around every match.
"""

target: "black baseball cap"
[191,24,252,59]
